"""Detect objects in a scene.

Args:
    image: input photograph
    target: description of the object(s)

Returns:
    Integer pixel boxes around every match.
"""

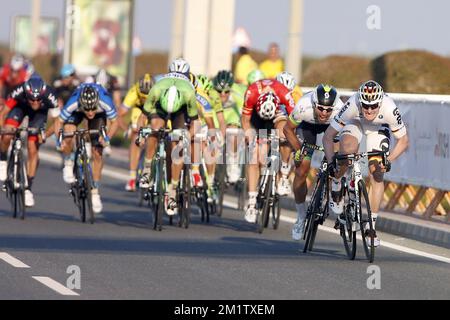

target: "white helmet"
[256,92,279,120]
[276,71,296,91]
[169,58,190,75]
[358,80,384,106]
[10,54,25,71]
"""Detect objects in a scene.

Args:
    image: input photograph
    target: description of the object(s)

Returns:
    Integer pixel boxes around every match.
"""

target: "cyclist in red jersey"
[241,79,296,223]
[0,55,29,103]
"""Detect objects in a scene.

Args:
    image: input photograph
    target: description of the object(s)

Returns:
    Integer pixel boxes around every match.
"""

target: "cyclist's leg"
[274,113,292,196]
[0,105,25,180]
[329,121,362,215]
[365,126,390,241]
[126,108,144,191]
[61,113,83,184]
[25,109,47,203]
[292,124,318,240]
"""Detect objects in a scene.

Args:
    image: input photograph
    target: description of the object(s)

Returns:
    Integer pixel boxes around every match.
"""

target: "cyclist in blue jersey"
[55,83,119,213]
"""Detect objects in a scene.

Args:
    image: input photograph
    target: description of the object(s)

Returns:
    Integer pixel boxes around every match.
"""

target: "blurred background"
[1,0,449,94]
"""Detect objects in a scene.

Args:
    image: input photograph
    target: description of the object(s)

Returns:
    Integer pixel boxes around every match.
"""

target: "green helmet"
[197,74,213,93]
[213,70,234,92]
[160,85,183,114]
[247,69,265,85]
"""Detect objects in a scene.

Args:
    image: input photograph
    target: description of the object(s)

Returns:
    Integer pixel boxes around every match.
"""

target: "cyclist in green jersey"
[140,72,198,216]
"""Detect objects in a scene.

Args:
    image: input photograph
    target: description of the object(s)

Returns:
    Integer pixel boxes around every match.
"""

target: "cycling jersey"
[94,70,120,95]
[122,83,146,110]
[143,77,198,119]
[292,85,303,104]
[289,91,345,127]
[243,79,295,117]
[4,82,59,142]
[0,64,28,98]
[330,94,407,139]
[5,82,58,112]
[60,83,117,122]
[53,78,80,106]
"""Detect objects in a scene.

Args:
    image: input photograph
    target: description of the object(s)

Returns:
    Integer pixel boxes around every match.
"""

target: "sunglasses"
[316,106,333,113]
[361,103,380,110]
[218,90,231,94]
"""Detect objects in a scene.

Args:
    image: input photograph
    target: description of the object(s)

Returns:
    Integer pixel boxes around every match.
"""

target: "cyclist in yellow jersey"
[118,74,154,191]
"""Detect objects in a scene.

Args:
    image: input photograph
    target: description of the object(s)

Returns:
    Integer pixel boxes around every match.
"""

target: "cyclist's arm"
[388,133,409,163]
[323,126,340,164]
[107,117,119,140]
[283,118,301,151]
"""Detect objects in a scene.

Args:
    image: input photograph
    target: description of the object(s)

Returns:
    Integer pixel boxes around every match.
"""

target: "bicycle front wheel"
[257,175,272,234]
[358,180,375,263]
[83,158,95,225]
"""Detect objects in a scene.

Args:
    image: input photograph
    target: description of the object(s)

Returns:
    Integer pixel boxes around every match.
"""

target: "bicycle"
[1,127,45,219]
[254,131,281,234]
[59,127,108,224]
[301,143,330,253]
[136,127,171,231]
[335,150,388,263]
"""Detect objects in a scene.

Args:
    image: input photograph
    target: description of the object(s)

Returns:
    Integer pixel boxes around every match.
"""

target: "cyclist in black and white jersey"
[323,80,409,247]
[284,84,344,240]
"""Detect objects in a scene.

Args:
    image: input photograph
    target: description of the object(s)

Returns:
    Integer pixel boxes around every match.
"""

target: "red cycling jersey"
[243,79,295,117]
[0,64,28,88]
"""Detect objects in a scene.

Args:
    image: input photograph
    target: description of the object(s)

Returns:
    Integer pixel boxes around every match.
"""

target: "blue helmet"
[60,64,76,78]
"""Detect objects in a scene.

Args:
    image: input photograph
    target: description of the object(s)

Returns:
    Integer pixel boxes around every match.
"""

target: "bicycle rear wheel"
[358,180,375,263]
[272,195,281,230]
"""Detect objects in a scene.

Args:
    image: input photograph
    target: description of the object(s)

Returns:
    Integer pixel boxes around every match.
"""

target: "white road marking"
[39,151,450,265]
[223,200,450,265]
[0,252,30,268]
[32,277,79,296]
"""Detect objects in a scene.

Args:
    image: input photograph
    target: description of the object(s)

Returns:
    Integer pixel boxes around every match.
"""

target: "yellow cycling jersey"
[123,83,146,110]
[292,85,303,104]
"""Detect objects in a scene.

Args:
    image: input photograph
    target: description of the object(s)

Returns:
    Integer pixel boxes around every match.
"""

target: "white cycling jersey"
[330,94,407,139]
[289,91,345,126]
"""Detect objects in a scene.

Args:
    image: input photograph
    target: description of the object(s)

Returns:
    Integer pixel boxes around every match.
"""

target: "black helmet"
[313,84,338,107]
[213,70,234,92]
[78,85,99,111]
[25,76,47,101]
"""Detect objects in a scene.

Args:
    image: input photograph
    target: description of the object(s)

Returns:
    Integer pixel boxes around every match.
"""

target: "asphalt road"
[0,160,449,300]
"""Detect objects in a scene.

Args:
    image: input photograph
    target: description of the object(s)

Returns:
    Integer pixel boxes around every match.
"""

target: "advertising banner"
[12,16,59,55]
[66,0,133,86]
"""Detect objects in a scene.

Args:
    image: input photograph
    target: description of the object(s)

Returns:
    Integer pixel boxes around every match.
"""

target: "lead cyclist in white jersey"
[323,80,409,247]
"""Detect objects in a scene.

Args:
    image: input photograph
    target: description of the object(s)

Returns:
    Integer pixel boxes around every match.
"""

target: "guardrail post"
[406,187,428,214]
[385,184,408,211]
[424,190,446,219]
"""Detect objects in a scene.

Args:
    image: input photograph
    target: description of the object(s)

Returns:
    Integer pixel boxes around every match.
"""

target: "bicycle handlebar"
[0,127,46,142]
[301,143,325,152]
[336,150,389,166]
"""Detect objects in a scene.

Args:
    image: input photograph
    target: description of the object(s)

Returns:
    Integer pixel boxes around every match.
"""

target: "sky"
[1,0,448,57]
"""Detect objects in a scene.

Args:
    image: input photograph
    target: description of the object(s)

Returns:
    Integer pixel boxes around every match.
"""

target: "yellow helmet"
[137,73,154,100]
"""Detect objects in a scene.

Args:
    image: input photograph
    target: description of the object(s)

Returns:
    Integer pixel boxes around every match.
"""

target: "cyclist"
[140,70,199,216]
[283,84,344,240]
[53,64,81,108]
[276,71,303,104]
[93,68,122,108]
[0,75,59,207]
[56,83,119,214]
[323,80,409,247]
[195,74,227,202]
[0,54,30,111]
[119,73,154,191]
[242,78,296,223]
[213,70,247,183]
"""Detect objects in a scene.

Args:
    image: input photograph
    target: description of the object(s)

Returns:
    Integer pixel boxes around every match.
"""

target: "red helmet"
[256,92,279,120]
